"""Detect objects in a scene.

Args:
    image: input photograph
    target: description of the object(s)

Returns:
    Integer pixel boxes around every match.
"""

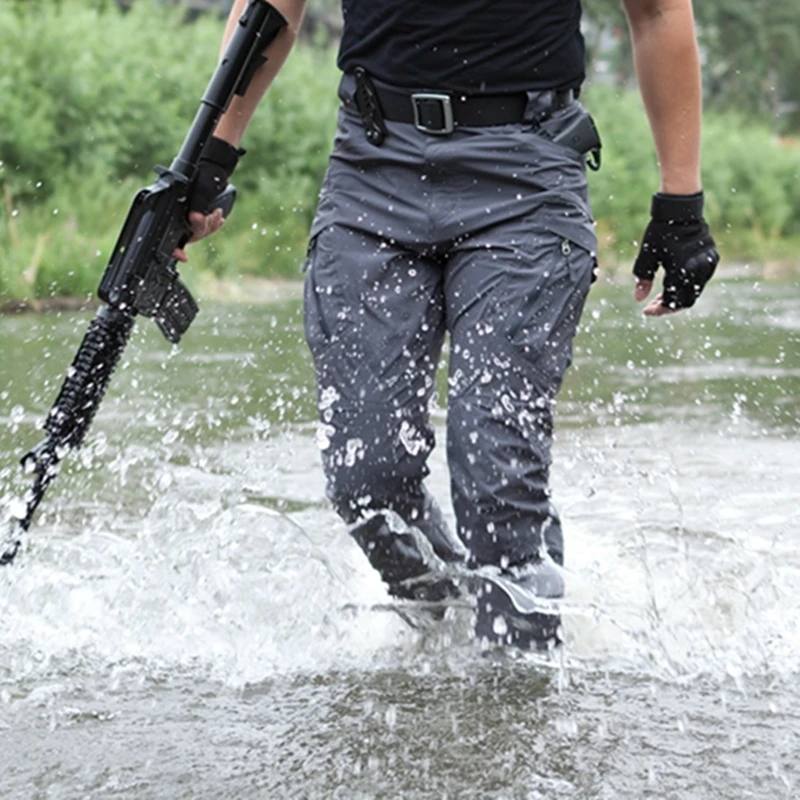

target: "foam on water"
[555,421,800,682]
[2,418,797,692]
[0,487,412,688]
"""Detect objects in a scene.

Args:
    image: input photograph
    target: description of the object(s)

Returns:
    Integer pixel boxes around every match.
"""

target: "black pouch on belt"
[539,109,602,171]
[353,66,387,146]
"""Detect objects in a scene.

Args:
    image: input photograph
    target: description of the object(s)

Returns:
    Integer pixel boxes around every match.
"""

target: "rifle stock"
[1,0,287,565]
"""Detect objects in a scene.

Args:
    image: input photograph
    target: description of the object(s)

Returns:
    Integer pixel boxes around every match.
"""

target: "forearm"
[214,0,308,146]
[623,0,702,195]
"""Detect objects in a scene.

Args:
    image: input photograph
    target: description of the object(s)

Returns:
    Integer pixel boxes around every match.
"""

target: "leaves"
[584,0,800,132]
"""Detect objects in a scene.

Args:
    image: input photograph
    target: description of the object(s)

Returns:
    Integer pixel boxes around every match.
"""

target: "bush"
[1,2,799,301]
[0,1,213,201]
[584,85,800,265]
[0,0,339,299]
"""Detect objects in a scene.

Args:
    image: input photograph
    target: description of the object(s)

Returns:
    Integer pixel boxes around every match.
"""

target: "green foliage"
[0,0,214,202]
[694,0,800,124]
[584,85,800,266]
[1,0,799,302]
[0,0,339,300]
[583,0,800,134]
[582,87,655,260]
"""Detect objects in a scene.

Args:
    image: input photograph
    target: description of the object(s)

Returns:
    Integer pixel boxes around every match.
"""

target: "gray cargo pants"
[303,74,596,577]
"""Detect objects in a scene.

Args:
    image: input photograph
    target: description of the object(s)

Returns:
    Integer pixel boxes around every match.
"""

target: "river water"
[1,273,798,798]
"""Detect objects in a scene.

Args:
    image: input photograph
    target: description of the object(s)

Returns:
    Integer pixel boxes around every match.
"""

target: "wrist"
[651,191,704,223]
[200,136,245,177]
[658,164,702,197]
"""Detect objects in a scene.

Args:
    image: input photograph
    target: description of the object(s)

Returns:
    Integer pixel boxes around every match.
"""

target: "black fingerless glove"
[189,136,244,214]
[633,192,720,310]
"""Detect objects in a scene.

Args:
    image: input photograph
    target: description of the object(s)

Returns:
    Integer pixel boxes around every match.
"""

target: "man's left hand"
[633,191,720,316]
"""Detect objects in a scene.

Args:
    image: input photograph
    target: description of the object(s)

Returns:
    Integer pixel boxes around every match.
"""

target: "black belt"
[351,68,576,138]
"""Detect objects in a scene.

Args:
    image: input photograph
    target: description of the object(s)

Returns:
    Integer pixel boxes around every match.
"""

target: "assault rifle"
[1,0,287,565]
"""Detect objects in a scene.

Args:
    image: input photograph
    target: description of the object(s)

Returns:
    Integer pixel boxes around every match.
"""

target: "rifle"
[1,0,287,566]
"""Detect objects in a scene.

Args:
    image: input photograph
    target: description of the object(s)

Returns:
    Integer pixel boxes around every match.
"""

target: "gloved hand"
[174,136,244,264]
[633,191,719,315]
[189,135,244,213]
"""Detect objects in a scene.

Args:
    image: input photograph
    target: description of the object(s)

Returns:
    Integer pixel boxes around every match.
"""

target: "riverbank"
[1,260,795,316]
[4,1,800,307]
[0,275,305,315]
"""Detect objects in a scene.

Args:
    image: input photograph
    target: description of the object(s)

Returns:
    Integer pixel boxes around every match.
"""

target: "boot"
[473,560,564,651]
[349,512,463,602]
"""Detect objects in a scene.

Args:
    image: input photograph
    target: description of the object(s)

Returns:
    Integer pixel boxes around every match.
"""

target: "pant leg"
[303,219,468,577]
[445,218,595,568]
[303,220,439,510]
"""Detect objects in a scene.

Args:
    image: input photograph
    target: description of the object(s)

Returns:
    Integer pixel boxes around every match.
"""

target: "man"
[184,0,719,651]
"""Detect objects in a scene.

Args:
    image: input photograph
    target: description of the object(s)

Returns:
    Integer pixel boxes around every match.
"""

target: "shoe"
[349,512,464,602]
[473,561,564,652]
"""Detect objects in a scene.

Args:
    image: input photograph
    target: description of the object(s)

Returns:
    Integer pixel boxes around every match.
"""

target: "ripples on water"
[1,277,798,798]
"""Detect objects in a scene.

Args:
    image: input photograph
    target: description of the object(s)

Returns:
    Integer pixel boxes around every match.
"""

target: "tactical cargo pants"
[303,75,596,580]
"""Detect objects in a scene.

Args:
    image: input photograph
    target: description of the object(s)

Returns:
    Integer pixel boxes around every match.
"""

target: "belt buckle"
[411,92,454,135]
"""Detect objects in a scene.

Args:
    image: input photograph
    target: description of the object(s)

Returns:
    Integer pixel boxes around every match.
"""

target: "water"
[1,273,799,798]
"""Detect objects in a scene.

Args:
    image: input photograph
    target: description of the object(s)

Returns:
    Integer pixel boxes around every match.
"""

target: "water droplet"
[492,615,508,636]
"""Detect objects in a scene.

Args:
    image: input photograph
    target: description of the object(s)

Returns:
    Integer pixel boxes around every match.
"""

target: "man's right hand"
[173,136,244,262]
[174,208,226,263]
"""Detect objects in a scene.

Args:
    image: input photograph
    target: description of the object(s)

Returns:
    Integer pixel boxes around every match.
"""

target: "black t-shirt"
[337,0,585,94]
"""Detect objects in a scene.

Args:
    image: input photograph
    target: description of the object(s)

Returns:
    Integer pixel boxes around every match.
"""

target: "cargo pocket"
[302,227,351,356]
[504,228,594,382]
